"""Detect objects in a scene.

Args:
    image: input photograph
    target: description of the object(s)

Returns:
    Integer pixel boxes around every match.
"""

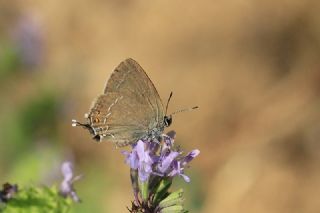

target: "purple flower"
[182,149,200,166]
[168,160,190,182]
[156,134,200,182]
[12,15,44,68]
[59,161,83,202]
[123,140,154,182]
[123,134,200,183]
[158,149,200,182]
[157,151,180,174]
[125,131,199,212]
[123,150,139,169]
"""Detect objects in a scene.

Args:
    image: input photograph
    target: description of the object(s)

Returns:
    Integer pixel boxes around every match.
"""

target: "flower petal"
[158,151,179,174]
[61,161,73,182]
[182,149,200,166]
[180,174,190,183]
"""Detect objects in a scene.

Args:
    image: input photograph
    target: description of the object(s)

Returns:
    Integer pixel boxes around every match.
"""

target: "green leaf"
[2,185,73,213]
[160,205,185,213]
[158,189,184,209]
[138,179,149,202]
[152,178,172,204]
[130,169,139,196]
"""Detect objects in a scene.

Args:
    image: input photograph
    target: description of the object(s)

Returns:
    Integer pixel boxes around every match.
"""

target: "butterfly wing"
[87,58,165,147]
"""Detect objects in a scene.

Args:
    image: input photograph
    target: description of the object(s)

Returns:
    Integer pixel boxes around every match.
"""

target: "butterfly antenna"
[170,106,199,116]
[165,92,173,115]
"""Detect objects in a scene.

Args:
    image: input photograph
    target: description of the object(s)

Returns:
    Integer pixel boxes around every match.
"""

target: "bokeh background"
[1,1,320,212]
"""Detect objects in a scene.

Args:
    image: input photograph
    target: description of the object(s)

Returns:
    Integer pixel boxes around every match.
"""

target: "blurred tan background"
[1,0,320,212]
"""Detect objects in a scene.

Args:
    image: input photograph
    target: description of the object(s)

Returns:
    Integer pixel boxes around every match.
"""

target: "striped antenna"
[170,106,199,116]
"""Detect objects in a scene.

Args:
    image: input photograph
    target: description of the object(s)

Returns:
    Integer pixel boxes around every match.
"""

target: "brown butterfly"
[72,58,197,147]
[72,58,174,147]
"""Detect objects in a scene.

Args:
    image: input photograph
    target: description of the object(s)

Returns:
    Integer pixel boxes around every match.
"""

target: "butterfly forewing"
[104,59,164,124]
[88,58,165,146]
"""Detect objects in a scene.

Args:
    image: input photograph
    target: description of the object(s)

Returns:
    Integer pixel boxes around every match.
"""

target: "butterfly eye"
[164,115,172,127]
[94,118,100,123]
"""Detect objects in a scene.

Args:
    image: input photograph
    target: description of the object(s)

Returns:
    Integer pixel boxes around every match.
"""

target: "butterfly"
[72,58,177,147]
